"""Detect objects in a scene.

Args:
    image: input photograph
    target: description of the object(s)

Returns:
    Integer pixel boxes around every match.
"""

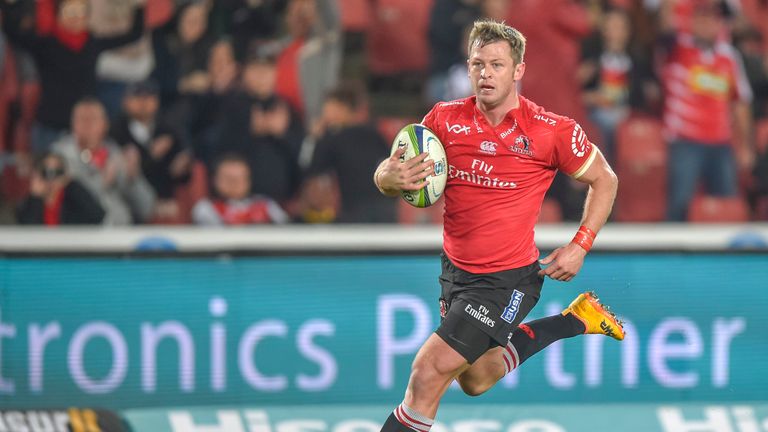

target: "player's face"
[468,41,525,109]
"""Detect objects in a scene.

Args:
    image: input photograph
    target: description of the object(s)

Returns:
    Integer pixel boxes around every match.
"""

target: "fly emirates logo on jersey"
[448,159,517,189]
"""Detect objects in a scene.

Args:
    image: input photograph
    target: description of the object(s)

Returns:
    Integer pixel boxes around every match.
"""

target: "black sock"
[508,313,586,365]
[381,413,413,432]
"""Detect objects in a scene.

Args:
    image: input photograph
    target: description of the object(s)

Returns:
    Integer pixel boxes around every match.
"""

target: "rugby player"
[373,19,625,430]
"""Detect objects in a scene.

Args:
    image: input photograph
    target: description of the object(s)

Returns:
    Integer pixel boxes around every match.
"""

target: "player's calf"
[455,346,506,396]
[380,333,468,432]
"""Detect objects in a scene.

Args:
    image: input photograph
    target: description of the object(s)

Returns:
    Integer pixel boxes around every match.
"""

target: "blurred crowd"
[0,0,767,226]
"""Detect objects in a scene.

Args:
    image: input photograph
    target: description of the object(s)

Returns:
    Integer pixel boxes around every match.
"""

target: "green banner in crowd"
[123,403,768,432]
[0,254,766,408]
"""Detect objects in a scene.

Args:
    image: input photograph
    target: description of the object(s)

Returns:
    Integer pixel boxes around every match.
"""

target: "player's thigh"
[435,303,499,364]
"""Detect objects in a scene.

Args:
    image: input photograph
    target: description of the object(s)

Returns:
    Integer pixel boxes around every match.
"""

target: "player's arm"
[539,148,618,281]
[373,149,434,197]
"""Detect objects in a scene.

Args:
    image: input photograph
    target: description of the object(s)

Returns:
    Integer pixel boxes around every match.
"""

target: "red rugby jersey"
[661,35,752,144]
[422,96,597,273]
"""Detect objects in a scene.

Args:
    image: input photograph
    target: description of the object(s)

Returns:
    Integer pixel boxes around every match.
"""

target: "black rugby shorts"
[435,252,543,363]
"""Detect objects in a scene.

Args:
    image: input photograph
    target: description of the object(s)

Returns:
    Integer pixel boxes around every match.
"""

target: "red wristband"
[571,225,597,252]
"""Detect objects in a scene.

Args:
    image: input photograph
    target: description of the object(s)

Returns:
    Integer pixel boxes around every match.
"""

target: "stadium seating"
[366,0,434,76]
[172,161,210,224]
[398,198,444,224]
[0,47,18,154]
[377,117,419,143]
[756,118,768,154]
[613,115,667,222]
[755,196,768,220]
[688,195,750,222]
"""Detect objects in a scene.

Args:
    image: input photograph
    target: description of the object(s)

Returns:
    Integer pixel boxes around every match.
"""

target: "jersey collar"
[470,95,527,131]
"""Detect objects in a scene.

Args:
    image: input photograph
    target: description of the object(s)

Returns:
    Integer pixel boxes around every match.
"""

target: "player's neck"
[477,93,520,127]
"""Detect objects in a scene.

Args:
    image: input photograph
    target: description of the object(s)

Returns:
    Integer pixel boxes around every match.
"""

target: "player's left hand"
[538,242,587,281]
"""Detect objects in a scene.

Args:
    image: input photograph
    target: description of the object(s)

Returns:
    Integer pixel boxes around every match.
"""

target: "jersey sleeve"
[553,118,598,179]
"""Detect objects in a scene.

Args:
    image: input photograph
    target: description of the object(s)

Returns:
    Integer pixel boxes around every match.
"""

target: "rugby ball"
[390,124,447,208]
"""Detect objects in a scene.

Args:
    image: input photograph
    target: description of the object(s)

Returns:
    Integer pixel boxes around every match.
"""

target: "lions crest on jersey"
[509,135,534,157]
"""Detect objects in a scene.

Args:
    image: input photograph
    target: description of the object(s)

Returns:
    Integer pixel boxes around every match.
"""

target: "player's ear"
[514,62,526,81]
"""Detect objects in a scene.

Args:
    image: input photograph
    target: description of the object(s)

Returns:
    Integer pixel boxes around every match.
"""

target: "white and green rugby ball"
[391,124,447,208]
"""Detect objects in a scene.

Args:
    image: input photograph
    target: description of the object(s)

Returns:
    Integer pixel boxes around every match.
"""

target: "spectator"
[207,38,240,95]
[236,99,301,204]
[304,86,396,223]
[179,38,242,163]
[426,0,481,105]
[110,80,192,215]
[217,53,304,163]
[441,25,474,102]
[152,1,214,106]
[90,0,175,120]
[265,0,341,127]
[192,153,289,225]
[506,0,595,221]
[506,0,594,129]
[0,0,146,152]
[17,152,104,225]
[52,98,155,225]
[435,0,506,103]
[208,0,286,61]
[579,7,656,163]
[659,0,754,221]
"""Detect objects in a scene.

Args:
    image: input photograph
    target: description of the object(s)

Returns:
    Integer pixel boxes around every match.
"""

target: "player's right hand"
[375,148,434,195]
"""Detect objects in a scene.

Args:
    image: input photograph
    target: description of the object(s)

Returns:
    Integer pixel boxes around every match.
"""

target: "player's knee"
[409,357,450,396]
[457,377,492,397]
[409,362,441,390]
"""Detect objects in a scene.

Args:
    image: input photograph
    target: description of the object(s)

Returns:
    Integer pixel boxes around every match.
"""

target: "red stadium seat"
[377,117,419,143]
[13,81,41,154]
[366,0,434,76]
[1,164,29,204]
[613,115,667,222]
[398,199,444,225]
[0,46,20,153]
[688,195,750,223]
[756,118,768,154]
[755,196,768,221]
[173,161,209,224]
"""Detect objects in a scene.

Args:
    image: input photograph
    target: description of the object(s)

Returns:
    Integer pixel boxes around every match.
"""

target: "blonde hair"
[468,19,526,65]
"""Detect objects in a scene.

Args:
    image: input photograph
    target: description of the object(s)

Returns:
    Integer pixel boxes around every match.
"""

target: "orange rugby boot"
[562,291,625,341]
